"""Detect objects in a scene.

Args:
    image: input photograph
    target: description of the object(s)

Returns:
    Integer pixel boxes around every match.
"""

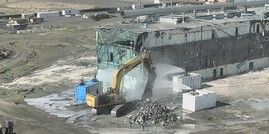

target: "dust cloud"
[96,68,117,90]
[124,69,148,101]
[95,64,190,101]
[153,63,185,90]
[96,67,148,101]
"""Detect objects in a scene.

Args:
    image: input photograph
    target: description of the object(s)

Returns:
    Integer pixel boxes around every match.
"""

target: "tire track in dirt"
[0,43,40,83]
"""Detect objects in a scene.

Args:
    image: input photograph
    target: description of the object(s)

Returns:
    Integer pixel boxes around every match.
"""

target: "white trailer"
[21,13,35,19]
[132,4,144,10]
[62,9,80,16]
[37,11,60,18]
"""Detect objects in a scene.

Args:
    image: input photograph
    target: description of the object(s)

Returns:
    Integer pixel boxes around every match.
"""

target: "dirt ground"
[0,0,153,14]
[0,1,269,134]
[0,4,126,133]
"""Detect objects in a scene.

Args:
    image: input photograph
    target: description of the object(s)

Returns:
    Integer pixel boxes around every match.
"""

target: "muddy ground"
[0,1,268,134]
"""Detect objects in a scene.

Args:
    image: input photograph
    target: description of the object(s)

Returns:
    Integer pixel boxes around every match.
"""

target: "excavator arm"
[86,52,156,114]
[111,52,151,94]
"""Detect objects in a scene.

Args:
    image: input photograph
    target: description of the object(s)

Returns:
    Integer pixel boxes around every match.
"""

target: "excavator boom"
[111,53,151,94]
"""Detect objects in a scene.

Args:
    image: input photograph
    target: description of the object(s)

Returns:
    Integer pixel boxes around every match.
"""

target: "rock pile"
[129,99,177,127]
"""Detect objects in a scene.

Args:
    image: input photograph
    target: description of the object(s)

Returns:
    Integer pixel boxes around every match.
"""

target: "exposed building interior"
[96,1,269,81]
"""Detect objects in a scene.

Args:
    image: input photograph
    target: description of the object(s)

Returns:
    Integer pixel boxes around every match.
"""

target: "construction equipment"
[86,52,156,116]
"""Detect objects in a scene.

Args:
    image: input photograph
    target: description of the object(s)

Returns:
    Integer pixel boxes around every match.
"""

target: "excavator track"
[111,102,134,117]
[91,106,114,115]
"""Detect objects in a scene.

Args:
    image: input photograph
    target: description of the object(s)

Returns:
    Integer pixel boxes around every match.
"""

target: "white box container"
[154,0,162,4]
[132,4,144,10]
[62,9,80,16]
[173,73,202,92]
[183,89,216,112]
[160,16,179,24]
[21,13,34,19]
[37,11,60,18]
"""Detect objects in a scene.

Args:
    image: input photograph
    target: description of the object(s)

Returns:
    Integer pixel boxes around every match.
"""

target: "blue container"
[75,81,96,103]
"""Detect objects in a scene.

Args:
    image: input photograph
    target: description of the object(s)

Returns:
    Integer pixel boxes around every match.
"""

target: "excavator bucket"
[142,67,156,100]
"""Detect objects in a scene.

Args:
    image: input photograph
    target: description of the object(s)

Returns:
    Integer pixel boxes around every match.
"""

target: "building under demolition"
[96,3,269,94]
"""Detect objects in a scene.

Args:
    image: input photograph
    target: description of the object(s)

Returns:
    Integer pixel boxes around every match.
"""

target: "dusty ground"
[0,1,268,134]
[0,6,126,133]
[184,70,269,134]
[0,0,153,14]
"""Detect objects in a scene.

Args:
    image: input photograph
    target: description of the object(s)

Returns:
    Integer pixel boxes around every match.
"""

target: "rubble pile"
[129,99,177,127]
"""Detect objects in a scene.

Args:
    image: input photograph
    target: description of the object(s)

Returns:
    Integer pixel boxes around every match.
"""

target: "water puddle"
[25,89,88,124]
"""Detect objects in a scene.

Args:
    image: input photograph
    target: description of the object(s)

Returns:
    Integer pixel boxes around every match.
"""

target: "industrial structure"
[95,0,269,93]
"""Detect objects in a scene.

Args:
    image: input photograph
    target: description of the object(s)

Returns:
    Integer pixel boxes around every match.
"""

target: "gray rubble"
[129,99,177,127]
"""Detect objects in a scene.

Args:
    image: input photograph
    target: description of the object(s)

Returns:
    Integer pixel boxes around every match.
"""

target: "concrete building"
[29,18,44,24]
[96,7,269,93]
[8,18,28,24]
[6,23,27,30]
[7,18,28,30]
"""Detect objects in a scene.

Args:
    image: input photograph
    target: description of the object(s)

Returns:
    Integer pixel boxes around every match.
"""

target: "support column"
[221,7,225,13]
[182,12,185,23]
[244,6,248,12]
[193,9,197,18]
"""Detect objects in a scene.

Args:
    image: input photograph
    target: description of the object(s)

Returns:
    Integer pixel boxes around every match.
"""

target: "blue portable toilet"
[75,81,94,103]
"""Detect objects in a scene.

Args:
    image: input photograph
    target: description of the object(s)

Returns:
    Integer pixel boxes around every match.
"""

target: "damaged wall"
[142,20,269,79]
[142,21,251,48]
[147,32,269,73]
[193,56,269,79]
[96,19,269,80]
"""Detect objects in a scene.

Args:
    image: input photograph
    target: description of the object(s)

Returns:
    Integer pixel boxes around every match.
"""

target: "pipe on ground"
[121,0,268,17]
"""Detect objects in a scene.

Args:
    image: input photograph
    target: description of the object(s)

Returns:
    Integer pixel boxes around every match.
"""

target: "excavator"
[86,52,156,117]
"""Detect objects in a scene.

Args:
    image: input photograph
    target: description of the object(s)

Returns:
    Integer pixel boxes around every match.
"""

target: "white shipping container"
[21,13,34,19]
[62,9,80,16]
[160,16,178,24]
[183,89,216,112]
[132,4,144,10]
[154,0,162,3]
[173,73,202,92]
[37,11,60,18]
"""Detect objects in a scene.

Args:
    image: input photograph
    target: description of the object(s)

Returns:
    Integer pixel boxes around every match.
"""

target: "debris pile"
[129,99,177,127]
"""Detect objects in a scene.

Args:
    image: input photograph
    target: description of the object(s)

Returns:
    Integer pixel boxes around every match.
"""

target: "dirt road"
[0,0,152,14]
[0,6,124,133]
